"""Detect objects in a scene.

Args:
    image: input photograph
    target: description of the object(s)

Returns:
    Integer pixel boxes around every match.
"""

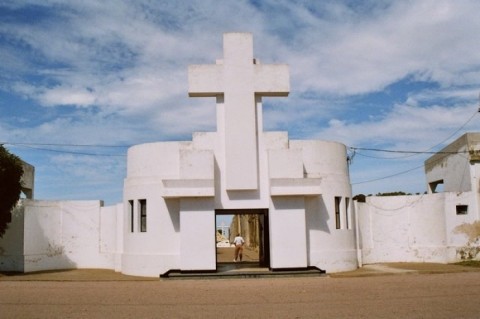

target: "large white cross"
[188,33,289,190]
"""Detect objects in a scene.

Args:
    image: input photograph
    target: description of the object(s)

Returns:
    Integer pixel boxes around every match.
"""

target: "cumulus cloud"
[1,0,480,201]
[319,103,479,150]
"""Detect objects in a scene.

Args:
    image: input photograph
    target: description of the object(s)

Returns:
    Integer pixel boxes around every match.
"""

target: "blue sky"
[1,0,479,205]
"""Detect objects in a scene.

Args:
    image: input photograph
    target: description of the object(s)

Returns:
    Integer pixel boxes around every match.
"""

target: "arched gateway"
[123,33,357,277]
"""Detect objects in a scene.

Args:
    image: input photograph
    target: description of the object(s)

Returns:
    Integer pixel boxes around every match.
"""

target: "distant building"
[425,132,480,195]
[20,161,34,200]
[356,133,480,264]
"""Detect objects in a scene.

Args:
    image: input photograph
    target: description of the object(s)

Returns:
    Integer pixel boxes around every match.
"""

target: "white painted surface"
[268,149,303,179]
[0,202,25,271]
[425,133,480,193]
[357,192,479,264]
[18,200,116,272]
[188,33,289,190]
[269,197,307,268]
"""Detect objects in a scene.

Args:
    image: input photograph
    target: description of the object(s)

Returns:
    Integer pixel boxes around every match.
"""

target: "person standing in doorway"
[233,233,245,262]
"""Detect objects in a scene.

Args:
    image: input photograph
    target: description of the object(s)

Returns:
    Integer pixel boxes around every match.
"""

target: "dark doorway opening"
[215,209,270,268]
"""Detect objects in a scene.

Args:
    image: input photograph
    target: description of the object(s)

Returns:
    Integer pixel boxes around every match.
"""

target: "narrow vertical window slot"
[128,200,134,232]
[345,197,350,230]
[139,199,147,232]
[335,197,341,230]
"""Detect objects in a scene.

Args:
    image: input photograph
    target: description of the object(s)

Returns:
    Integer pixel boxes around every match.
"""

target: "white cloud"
[2,0,480,201]
[38,86,96,107]
[282,0,480,95]
[318,103,479,150]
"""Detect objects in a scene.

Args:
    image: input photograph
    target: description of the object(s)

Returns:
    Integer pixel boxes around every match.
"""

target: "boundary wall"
[0,200,122,273]
[356,192,479,264]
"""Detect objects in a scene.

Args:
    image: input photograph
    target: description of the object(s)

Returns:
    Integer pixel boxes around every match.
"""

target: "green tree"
[0,145,24,237]
[376,191,411,196]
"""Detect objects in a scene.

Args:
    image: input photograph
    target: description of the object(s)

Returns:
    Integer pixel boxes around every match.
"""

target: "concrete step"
[160,263,326,280]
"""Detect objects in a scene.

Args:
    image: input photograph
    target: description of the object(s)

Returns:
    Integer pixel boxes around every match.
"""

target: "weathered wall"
[425,133,480,193]
[0,201,25,271]
[20,161,34,199]
[100,203,124,272]
[21,200,118,273]
[357,192,479,264]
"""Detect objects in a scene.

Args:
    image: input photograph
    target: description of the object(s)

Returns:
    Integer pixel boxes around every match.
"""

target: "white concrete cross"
[188,33,289,190]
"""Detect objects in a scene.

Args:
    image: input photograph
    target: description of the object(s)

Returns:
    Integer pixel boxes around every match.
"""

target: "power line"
[350,108,479,160]
[1,142,131,148]
[351,163,424,185]
[349,107,479,184]
[8,144,127,157]
[349,146,468,155]
[424,109,478,152]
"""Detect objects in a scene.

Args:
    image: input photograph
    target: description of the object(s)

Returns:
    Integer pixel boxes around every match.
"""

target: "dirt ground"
[1,263,480,318]
[217,246,259,262]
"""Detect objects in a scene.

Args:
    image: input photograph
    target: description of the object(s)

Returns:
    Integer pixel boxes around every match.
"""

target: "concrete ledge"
[270,178,322,196]
[161,179,215,198]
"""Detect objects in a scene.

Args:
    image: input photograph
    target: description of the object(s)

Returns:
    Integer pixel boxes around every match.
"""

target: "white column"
[269,197,307,268]
[180,198,216,271]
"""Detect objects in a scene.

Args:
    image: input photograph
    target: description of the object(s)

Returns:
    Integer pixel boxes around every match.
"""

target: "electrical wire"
[349,108,479,160]
[1,142,131,148]
[350,147,468,155]
[351,163,424,185]
[349,108,479,185]
[6,143,127,157]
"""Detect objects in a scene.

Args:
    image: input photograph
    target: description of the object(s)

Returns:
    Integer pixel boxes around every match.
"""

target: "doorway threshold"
[160,263,326,280]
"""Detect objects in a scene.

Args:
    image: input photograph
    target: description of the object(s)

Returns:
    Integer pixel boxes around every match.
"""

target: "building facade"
[1,34,479,277]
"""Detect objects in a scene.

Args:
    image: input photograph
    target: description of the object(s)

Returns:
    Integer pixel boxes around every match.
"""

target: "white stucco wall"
[425,133,480,194]
[289,140,356,272]
[269,197,308,269]
[357,192,479,264]
[426,152,472,193]
[122,131,357,276]
[122,193,181,277]
[123,141,211,276]
[180,198,216,271]
[21,200,118,273]
[0,202,25,271]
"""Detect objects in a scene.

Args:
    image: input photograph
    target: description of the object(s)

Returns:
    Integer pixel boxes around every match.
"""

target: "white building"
[0,33,478,277]
[122,33,355,276]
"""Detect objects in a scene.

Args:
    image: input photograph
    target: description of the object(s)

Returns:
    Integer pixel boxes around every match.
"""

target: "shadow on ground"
[1,262,480,281]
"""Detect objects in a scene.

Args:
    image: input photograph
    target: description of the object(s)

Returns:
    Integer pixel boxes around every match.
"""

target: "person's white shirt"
[233,236,244,246]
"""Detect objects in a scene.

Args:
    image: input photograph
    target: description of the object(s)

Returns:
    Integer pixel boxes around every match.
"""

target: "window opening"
[429,180,444,193]
[335,197,341,229]
[139,199,147,232]
[345,197,350,229]
[456,205,468,215]
[128,200,134,232]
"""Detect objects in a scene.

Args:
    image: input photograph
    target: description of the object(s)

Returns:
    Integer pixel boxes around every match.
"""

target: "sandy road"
[1,271,480,318]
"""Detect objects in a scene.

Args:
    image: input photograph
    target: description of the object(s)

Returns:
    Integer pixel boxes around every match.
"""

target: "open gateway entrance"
[215,209,270,268]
